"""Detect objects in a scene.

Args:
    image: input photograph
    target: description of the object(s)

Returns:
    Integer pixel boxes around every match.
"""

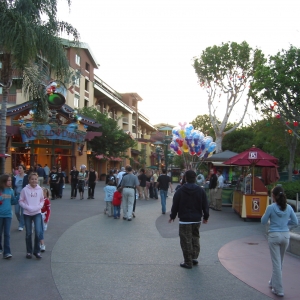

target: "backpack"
[117,172,128,189]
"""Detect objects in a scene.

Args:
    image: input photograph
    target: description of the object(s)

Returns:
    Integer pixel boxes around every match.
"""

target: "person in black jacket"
[169,170,209,269]
[208,169,218,209]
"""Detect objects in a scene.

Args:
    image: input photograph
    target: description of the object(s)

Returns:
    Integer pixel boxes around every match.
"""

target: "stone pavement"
[0,182,299,300]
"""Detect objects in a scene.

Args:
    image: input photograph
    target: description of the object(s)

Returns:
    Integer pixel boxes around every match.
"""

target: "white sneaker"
[40,244,46,252]
[18,227,23,231]
[271,288,284,297]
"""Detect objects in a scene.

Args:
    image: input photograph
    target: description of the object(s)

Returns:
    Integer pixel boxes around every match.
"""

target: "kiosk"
[233,176,269,221]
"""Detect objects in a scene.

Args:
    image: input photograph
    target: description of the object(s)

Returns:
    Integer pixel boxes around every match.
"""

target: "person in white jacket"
[19,172,44,259]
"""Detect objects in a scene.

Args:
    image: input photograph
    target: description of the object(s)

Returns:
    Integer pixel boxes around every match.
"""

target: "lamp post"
[155,146,162,170]
[162,135,172,172]
[168,152,174,183]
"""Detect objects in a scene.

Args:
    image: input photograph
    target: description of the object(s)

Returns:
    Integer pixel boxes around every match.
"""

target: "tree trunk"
[215,134,223,153]
[287,135,297,181]
[0,53,12,174]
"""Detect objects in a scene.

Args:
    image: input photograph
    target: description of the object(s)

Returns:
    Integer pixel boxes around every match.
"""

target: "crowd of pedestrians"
[1,163,298,298]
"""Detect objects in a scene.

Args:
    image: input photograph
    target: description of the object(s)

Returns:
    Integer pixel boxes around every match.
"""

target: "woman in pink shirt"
[19,172,44,259]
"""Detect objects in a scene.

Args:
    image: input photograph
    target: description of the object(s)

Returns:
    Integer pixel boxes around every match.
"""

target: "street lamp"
[168,152,174,182]
[162,135,172,172]
[156,146,163,170]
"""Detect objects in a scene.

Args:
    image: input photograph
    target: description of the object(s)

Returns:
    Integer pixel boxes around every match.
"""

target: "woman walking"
[19,172,44,259]
[261,186,298,297]
[0,174,17,259]
[77,165,87,200]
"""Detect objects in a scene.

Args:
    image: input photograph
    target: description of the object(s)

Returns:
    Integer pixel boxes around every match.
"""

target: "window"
[85,79,89,92]
[85,62,90,72]
[75,77,80,86]
[75,54,80,66]
[74,95,79,108]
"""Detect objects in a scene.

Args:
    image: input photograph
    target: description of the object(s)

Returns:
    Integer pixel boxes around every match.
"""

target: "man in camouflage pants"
[169,170,209,269]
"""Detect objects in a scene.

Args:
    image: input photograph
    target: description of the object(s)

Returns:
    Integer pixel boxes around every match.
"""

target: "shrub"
[268,181,300,200]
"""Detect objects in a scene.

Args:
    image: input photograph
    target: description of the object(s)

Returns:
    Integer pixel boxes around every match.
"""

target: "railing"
[108,111,113,118]
[0,94,17,104]
[103,108,107,114]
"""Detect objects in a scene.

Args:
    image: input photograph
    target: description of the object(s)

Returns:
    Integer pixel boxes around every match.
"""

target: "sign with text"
[248,151,258,159]
[20,124,86,143]
[252,197,260,213]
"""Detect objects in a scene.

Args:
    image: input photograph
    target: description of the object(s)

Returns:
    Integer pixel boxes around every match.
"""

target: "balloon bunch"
[170,122,216,159]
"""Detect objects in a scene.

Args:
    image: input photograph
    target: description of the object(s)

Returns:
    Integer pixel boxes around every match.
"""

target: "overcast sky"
[58,0,300,127]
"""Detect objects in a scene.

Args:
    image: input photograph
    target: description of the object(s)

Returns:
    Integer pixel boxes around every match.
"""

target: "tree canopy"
[193,41,264,153]
[80,107,136,157]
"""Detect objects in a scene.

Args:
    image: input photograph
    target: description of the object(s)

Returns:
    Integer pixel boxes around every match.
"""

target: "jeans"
[0,217,12,256]
[50,183,59,199]
[179,223,201,267]
[153,183,158,199]
[88,182,96,198]
[114,205,121,218]
[24,214,43,254]
[160,189,168,213]
[58,183,64,198]
[268,231,290,294]
[71,182,78,198]
[15,203,24,228]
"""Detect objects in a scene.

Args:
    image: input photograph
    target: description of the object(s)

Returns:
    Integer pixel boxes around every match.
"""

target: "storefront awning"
[85,131,102,141]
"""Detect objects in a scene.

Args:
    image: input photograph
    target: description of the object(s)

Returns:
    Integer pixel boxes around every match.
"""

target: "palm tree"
[0,0,79,174]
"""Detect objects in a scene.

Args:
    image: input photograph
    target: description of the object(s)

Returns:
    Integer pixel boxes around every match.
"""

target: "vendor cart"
[223,146,279,221]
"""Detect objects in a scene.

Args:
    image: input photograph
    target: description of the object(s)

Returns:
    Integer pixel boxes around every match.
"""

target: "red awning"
[95,154,122,161]
[85,132,102,141]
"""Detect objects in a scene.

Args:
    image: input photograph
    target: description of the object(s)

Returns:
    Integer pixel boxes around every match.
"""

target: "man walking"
[88,166,98,199]
[157,169,173,214]
[152,170,158,199]
[208,169,218,209]
[36,164,45,187]
[44,164,50,184]
[138,168,147,199]
[169,170,209,269]
[215,169,224,211]
[120,165,139,221]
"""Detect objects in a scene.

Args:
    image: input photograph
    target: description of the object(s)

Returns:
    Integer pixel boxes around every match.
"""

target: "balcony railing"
[108,111,113,118]
[0,94,16,104]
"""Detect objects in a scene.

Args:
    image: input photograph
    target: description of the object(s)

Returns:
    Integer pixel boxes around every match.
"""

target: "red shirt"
[41,198,51,223]
[112,191,122,206]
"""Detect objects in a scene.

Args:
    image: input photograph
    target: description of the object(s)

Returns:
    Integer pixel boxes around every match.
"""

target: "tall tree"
[80,107,136,156]
[251,46,300,180]
[193,41,264,153]
[0,0,79,174]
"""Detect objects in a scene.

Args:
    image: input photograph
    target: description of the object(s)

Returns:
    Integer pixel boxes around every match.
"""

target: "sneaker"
[4,253,12,259]
[268,281,272,288]
[132,212,136,218]
[271,288,284,297]
[18,227,23,231]
[40,244,46,252]
[127,218,132,221]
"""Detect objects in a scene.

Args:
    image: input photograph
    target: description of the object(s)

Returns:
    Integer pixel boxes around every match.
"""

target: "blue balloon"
[207,142,216,153]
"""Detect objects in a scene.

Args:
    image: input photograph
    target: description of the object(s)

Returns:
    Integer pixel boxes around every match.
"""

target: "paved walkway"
[1,182,299,299]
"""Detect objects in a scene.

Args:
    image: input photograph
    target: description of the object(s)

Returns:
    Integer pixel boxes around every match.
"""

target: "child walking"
[0,174,18,259]
[19,172,44,259]
[40,188,51,252]
[112,188,122,219]
[103,180,116,217]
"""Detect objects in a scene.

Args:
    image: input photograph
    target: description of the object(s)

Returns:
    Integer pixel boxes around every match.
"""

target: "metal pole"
[296,193,299,212]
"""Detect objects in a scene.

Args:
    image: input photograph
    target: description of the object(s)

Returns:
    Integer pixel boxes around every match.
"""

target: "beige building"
[1,40,157,175]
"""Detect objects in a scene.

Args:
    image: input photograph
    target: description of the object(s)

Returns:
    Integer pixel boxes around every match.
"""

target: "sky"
[58,0,300,127]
